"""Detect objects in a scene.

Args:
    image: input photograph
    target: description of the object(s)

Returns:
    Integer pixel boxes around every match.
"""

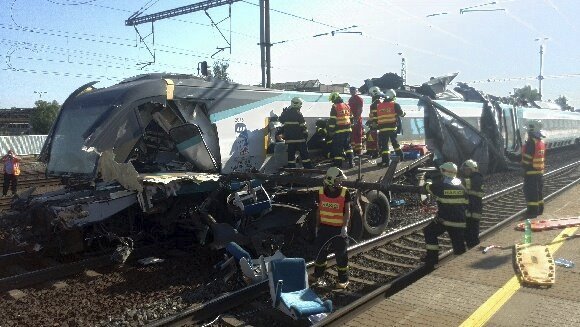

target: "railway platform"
[343,183,580,327]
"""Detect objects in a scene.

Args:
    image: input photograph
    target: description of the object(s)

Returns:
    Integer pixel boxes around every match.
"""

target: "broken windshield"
[47,103,111,177]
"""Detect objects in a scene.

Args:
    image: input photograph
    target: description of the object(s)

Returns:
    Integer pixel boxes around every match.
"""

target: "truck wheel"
[362,190,390,237]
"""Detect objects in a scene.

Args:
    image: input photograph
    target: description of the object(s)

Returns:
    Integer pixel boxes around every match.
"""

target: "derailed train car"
[25,73,417,255]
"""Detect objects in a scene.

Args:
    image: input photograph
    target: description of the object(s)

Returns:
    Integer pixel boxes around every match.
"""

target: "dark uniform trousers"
[331,132,353,168]
[465,218,480,249]
[379,131,403,164]
[287,142,312,169]
[523,174,544,218]
[423,220,466,264]
[314,225,349,283]
[3,173,17,196]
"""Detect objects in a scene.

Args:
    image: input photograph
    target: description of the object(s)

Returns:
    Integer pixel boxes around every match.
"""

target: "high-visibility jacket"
[522,138,545,174]
[318,186,347,227]
[373,100,405,132]
[328,102,352,134]
[425,178,468,227]
[462,172,484,219]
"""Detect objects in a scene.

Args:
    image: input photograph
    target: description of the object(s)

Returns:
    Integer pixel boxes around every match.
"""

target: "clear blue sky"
[1,0,579,108]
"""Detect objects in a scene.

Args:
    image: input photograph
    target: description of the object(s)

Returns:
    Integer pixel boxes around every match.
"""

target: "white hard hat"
[461,159,478,171]
[385,89,396,100]
[291,97,303,109]
[324,167,346,187]
[440,162,458,178]
[369,86,381,97]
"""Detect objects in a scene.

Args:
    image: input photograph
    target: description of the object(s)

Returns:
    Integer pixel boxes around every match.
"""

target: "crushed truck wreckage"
[6,73,428,256]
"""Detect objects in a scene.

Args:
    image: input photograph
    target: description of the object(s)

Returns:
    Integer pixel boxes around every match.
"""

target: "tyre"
[362,190,390,237]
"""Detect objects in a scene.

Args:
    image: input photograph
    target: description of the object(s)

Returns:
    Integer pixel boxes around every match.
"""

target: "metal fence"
[0,135,47,156]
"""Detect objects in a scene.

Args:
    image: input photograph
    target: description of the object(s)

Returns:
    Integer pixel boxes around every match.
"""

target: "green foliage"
[212,60,232,82]
[30,100,60,134]
[554,95,571,110]
[513,85,540,103]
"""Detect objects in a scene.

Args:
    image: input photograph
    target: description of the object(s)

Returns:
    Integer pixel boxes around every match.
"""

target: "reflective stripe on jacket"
[318,186,347,227]
[522,138,545,174]
[425,178,468,223]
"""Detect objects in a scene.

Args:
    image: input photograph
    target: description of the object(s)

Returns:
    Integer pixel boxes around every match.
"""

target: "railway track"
[153,160,580,327]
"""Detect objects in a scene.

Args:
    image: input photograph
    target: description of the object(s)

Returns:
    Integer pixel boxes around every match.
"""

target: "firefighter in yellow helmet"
[279,97,312,169]
[521,119,546,219]
[327,92,354,168]
[312,167,351,289]
[422,162,468,266]
[460,159,484,248]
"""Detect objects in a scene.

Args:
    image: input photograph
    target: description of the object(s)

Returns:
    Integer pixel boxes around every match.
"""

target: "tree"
[554,95,571,111]
[30,100,60,134]
[513,85,540,104]
[212,60,232,82]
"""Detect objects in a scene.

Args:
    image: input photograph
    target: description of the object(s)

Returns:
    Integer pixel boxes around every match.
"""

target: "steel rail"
[149,161,580,326]
[315,165,580,326]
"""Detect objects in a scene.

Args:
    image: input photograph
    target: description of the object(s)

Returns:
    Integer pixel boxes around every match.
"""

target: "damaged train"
[10,73,580,256]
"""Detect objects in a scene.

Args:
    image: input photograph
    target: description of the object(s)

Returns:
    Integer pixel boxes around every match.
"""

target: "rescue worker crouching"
[521,119,546,219]
[422,162,468,266]
[327,92,354,169]
[312,167,351,289]
[279,97,312,169]
[371,88,406,166]
[460,159,484,249]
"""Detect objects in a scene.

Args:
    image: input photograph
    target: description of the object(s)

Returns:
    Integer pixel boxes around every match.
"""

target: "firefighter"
[460,159,484,248]
[312,167,351,289]
[521,119,546,219]
[348,86,364,155]
[327,92,354,168]
[278,97,312,169]
[422,162,468,266]
[371,89,406,166]
[365,86,383,158]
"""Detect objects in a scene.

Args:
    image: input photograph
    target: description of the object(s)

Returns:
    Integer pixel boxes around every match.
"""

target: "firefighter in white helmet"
[327,92,354,168]
[460,159,484,248]
[371,88,406,166]
[521,119,546,219]
[422,162,468,266]
[312,167,351,289]
[279,97,312,169]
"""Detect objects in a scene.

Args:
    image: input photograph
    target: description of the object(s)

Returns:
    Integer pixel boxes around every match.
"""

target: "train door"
[502,105,519,153]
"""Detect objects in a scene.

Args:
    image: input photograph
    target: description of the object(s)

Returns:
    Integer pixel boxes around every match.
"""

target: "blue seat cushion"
[271,258,307,292]
[279,289,332,317]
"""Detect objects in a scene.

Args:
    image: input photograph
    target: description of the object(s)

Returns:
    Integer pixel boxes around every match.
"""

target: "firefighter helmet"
[385,89,396,100]
[291,97,303,109]
[324,167,346,187]
[315,119,327,128]
[440,162,458,178]
[527,119,543,132]
[328,92,341,102]
[369,86,381,97]
[461,159,478,172]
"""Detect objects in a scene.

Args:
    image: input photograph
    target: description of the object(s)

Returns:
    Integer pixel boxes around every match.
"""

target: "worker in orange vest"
[312,167,351,289]
[371,89,406,166]
[2,149,21,196]
[521,120,546,219]
[327,92,354,168]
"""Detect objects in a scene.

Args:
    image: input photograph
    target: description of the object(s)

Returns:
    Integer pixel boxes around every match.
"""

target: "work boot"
[335,280,349,289]
[420,250,439,266]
